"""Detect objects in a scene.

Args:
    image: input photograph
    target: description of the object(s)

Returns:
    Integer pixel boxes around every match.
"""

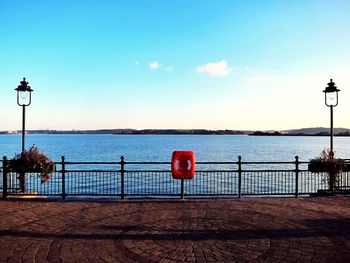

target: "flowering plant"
[9,145,55,183]
[309,149,345,190]
[309,149,345,173]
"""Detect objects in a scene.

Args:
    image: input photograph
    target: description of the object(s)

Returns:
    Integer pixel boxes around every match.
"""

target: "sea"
[1,134,350,163]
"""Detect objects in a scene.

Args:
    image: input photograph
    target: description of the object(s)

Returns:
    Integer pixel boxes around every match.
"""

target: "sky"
[1,0,350,131]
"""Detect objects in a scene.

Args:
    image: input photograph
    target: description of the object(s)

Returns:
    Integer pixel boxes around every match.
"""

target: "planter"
[345,163,350,172]
[308,162,337,173]
[8,160,39,173]
[7,160,55,174]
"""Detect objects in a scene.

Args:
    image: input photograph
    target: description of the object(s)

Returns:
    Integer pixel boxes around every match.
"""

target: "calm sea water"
[1,134,350,162]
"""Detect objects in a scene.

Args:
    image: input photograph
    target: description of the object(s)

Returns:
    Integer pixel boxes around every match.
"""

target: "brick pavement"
[1,197,350,262]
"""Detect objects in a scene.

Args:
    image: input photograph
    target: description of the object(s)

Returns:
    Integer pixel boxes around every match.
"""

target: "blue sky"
[1,0,350,130]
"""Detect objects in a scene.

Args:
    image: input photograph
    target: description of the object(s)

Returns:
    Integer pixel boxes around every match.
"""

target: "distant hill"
[5,129,248,135]
[283,127,350,136]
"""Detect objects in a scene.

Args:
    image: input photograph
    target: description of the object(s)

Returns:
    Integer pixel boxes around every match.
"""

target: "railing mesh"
[186,171,238,196]
[125,171,179,196]
[65,171,121,196]
[242,171,295,195]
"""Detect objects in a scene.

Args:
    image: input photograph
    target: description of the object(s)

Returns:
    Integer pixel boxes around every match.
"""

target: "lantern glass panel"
[326,91,338,106]
[17,90,31,106]
[19,90,29,99]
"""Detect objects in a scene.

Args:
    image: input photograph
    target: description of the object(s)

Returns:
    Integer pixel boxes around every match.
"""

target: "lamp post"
[323,79,340,160]
[15,78,33,192]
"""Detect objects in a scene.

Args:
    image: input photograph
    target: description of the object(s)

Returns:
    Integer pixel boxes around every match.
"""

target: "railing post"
[180,179,185,199]
[2,156,8,200]
[238,156,242,198]
[61,156,66,200]
[295,156,299,198]
[120,156,125,199]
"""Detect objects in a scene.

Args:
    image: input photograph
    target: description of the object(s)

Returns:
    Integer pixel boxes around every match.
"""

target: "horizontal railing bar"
[59,194,122,196]
[194,162,237,165]
[57,161,316,165]
[64,162,121,165]
[65,170,121,173]
[178,194,238,196]
[124,162,170,165]
[125,170,237,173]
[195,170,237,173]
[121,194,184,196]
[6,169,345,174]
[126,161,238,165]
[242,170,296,172]
[122,169,296,173]
[124,194,237,196]
[61,169,232,173]
[242,193,298,196]
[65,161,300,165]
[48,170,305,174]
[8,194,62,196]
[6,193,314,197]
[242,161,295,164]
[124,170,169,173]
[27,169,118,173]
[57,169,301,173]
[7,160,350,166]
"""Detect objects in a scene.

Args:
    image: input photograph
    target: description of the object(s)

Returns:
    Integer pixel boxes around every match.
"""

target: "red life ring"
[171,151,195,179]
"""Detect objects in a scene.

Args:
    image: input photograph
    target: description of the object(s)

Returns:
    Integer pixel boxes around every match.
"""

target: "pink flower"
[41,175,51,183]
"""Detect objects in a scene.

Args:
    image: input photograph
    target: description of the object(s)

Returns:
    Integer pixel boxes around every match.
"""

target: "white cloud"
[149,61,159,70]
[245,73,275,83]
[134,61,140,65]
[163,66,174,72]
[148,61,174,72]
[196,60,231,77]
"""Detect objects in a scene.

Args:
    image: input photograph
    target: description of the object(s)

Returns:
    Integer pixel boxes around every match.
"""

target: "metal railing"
[1,156,350,199]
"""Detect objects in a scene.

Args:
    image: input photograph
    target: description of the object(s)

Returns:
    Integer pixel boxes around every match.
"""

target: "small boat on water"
[6,131,19,135]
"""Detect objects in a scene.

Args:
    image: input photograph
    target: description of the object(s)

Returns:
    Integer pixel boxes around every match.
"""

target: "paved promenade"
[1,197,350,262]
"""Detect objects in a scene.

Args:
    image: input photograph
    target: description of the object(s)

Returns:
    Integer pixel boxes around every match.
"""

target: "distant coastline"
[1,127,350,136]
[249,131,350,137]
[0,129,246,135]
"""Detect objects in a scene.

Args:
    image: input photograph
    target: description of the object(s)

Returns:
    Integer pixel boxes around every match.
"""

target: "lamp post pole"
[330,105,334,158]
[22,105,26,153]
